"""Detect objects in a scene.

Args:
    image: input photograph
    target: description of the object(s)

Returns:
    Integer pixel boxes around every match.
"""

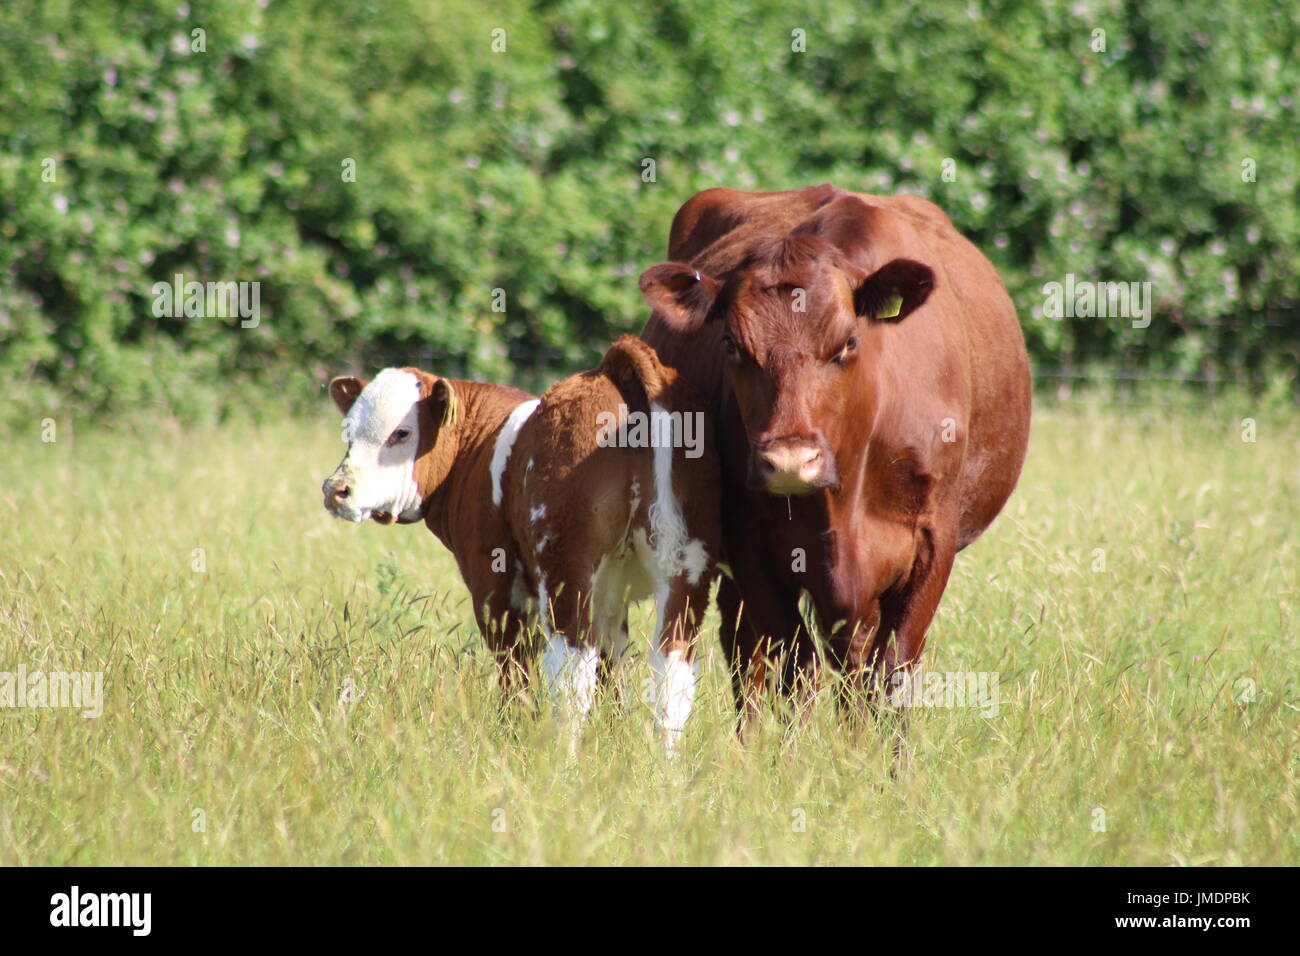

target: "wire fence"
[1031,366,1293,406]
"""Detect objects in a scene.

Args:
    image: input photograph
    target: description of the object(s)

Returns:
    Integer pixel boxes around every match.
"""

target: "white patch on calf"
[646,402,709,585]
[490,399,540,507]
[331,369,423,522]
[649,644,698,752]
[674,540,710,585]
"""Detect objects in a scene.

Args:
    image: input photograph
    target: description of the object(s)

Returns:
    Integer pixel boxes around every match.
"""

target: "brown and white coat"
[321,335,720,747]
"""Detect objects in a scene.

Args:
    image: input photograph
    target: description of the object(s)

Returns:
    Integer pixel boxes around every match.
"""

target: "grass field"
[2,401,1296,866]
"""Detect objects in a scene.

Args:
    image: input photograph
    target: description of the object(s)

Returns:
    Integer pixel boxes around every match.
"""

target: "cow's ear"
[430,377,459,428]
[639,262,722,332]
[853,259,935,323]
[329,376,367,414]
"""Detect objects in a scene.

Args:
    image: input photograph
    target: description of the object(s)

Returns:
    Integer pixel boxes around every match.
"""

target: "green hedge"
[1,0,1296,424]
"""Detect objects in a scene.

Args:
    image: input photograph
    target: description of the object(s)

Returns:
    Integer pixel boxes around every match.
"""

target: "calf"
[320,336,720,748]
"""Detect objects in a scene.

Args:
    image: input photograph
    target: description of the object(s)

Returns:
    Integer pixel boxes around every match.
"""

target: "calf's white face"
[323,369,424,524]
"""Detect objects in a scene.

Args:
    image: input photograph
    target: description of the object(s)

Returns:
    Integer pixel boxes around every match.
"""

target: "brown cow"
[320,336,720,749]
[639,184,1031,725]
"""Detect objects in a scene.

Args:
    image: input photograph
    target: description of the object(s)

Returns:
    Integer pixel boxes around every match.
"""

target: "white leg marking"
[649,581,697,752]
[490,399,541,507]
[649,645,698,752]
[541,634,600,716]
[541,634,599,752]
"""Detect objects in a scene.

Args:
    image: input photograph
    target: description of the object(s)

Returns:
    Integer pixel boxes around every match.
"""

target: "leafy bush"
[1,0,1296,426]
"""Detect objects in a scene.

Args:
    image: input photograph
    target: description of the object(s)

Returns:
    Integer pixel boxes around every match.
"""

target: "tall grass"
[1,403,1295,865]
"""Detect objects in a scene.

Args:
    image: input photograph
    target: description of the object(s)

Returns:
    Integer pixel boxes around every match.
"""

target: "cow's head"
[640,196,934,496]
[321,368,460,524]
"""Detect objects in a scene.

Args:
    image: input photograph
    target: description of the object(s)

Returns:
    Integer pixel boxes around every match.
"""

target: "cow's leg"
[475,589,532,699]
[650,575,712,751]
[819,599,882,723]
[870,524,958,704]
[492,611,532,697]
[718,573,809,739]
[781,621,823,722]
[715,577,752,720]
[537,579,600,752]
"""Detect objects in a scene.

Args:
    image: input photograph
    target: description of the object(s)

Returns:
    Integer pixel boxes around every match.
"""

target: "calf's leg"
[537,580,600,751]
[650,575,712,751]
[474,590,532,699]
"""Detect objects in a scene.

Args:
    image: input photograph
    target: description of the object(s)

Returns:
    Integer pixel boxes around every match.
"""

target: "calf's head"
[640,199,934,496]
[321,368,459,524]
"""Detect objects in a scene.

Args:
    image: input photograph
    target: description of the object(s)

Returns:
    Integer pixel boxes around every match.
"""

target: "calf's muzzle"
[321,474,350,512]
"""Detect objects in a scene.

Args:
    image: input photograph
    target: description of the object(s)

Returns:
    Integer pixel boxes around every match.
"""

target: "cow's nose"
[753,439,834,493]
[757,442,821,479]
[322,478,350,504]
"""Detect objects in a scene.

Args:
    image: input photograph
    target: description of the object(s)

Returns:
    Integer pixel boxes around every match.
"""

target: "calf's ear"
[853,258,935,323]
[329,376,368,414]
[430,377,459,428]
[639,262,722,333]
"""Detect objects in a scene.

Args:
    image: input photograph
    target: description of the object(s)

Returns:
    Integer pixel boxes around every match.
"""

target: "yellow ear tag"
[878,292,904,319]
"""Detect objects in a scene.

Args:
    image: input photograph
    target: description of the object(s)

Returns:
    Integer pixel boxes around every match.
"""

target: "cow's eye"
[387,428,412,446]
[833,336,859,364]
[721,334,738,358]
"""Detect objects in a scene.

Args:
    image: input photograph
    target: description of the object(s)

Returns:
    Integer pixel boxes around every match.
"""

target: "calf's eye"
[722,334,738,357]
[387,428,412,446]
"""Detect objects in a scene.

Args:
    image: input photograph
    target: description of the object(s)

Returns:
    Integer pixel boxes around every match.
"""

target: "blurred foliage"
[0,0,1296,424]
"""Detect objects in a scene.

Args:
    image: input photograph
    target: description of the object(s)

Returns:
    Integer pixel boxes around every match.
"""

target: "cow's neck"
[796,370,907,615]
[420,380,532,554]
[820,417,931,617]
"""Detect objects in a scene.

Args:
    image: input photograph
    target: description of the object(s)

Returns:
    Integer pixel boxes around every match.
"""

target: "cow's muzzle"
[321,473,373,522]
[748,437,838,495]
[321,473,407,524]
[321,474,351,512]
